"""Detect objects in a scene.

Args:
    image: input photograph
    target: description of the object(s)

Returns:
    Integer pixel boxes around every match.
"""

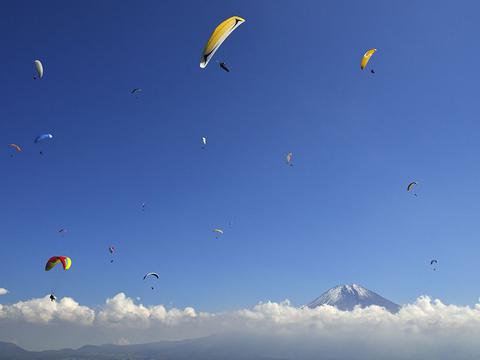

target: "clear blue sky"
[1,0,480,311]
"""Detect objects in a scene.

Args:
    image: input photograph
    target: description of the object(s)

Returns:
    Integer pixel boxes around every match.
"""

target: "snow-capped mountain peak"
[306,284,400,313]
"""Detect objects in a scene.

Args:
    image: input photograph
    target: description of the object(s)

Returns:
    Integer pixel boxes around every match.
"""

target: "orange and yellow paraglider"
[200,16,245,69]
[45,256,72,271]
[360,48,377,70]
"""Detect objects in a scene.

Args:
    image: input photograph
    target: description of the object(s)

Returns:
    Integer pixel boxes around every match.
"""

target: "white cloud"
[0,288,8,296]
[2,293,480,359]
[0,295,94,325]
[96,293,199,327]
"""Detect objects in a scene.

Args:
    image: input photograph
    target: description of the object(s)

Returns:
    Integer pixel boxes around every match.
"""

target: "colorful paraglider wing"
[45,256,71,271]
[8,144,22,152]
[407,181,417,192]
[360,49,376,70]
[143,272,159,280]
[200,16,245,69]
[34,134,53,143]
[34,60,44,78]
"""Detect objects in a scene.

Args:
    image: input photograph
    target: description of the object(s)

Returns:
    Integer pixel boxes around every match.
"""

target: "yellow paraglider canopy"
[200,16,245,69]
[360,48,376,70]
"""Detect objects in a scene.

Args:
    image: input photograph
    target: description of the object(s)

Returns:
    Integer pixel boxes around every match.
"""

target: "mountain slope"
[306,284,400,313]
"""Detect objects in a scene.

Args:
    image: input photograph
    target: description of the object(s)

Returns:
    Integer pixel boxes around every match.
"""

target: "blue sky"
[1,0,480,311]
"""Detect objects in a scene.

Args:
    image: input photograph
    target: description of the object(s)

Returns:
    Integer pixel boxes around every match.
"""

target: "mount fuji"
[306,284,400,313]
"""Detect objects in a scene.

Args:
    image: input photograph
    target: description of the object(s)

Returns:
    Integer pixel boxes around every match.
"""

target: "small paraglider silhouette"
[144,272,159,290]
[50,293,56,302]
[430,259,438,271]
[370,69,375,74]
[217,61,230,72]
[109,245,115,263]
[141,202,145,211]
[213,228,224,239]
[407,181,418,197]
[201,136,207,149]
[131,88,142,96]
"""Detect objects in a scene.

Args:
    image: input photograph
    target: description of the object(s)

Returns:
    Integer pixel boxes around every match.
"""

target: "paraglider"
[430,259,438,271]
[131,88,142,95]
[45,256,71,271]
[34,60,43,79]
[109,246,115,263]
[360,49,376,71]
[143,272,159,289]
[286,152,293,166]
[141,202,145,211]
[200,16,245,69]
[407,181,418,196]
[8,144,21,152]
[49,294,56,302]
[34,134,53,143]
[8,144,21,158]
[58,228,67,234]
[34,133,53,155]
[202,136,207,149]
[213,228,224,239]
[143,272,159,280]
[218,61,230,72]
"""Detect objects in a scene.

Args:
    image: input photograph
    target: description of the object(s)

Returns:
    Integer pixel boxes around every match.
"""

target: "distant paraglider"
[109,246,115,263]
[8,144,22,152]
[58,228,67,235]
[34,134,53,143]
[34,60,43,79]
[213,228,224,239]
[360,49,376,73]
[45,256,71,271]
[131,88,142,95]
[200,16,245,69]
[407,181,418,197]
[8,144,21,157]
[143,272,159,289]
[34,133,53,155]
[218,61,230,72]
[430,259,438,271]
[49,294,56,302]
[202,136,207,149]
[286,152,293,166]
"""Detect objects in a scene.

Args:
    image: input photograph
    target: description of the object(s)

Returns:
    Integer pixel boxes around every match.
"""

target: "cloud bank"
[1,293,480,359]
